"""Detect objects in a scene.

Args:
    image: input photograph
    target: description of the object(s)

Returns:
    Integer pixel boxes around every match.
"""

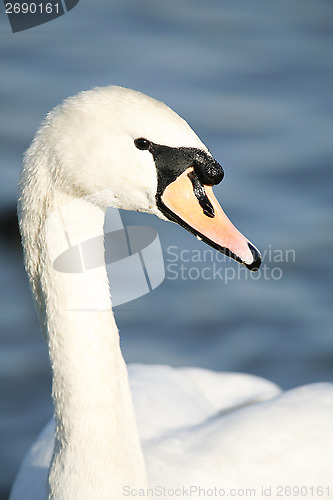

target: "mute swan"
[11,86,333,500]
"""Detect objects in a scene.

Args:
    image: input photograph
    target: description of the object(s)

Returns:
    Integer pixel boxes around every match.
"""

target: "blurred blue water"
[1,0,333,497]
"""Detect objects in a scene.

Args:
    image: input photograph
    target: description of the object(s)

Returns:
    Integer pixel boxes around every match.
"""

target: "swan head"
[40,86,260,271]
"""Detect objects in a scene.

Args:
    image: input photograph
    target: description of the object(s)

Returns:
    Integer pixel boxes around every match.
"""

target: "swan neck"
[18,164,146,498]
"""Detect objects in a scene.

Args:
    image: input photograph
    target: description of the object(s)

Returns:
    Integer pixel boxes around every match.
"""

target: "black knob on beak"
[193,153,224,186]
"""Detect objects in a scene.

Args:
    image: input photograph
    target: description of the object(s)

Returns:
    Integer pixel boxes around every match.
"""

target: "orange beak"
[158,168,261,271]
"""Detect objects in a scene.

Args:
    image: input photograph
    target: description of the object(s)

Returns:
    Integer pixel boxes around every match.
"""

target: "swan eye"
[134,138,151,151]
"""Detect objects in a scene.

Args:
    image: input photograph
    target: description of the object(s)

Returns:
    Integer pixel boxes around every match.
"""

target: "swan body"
[11,86,333,500]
